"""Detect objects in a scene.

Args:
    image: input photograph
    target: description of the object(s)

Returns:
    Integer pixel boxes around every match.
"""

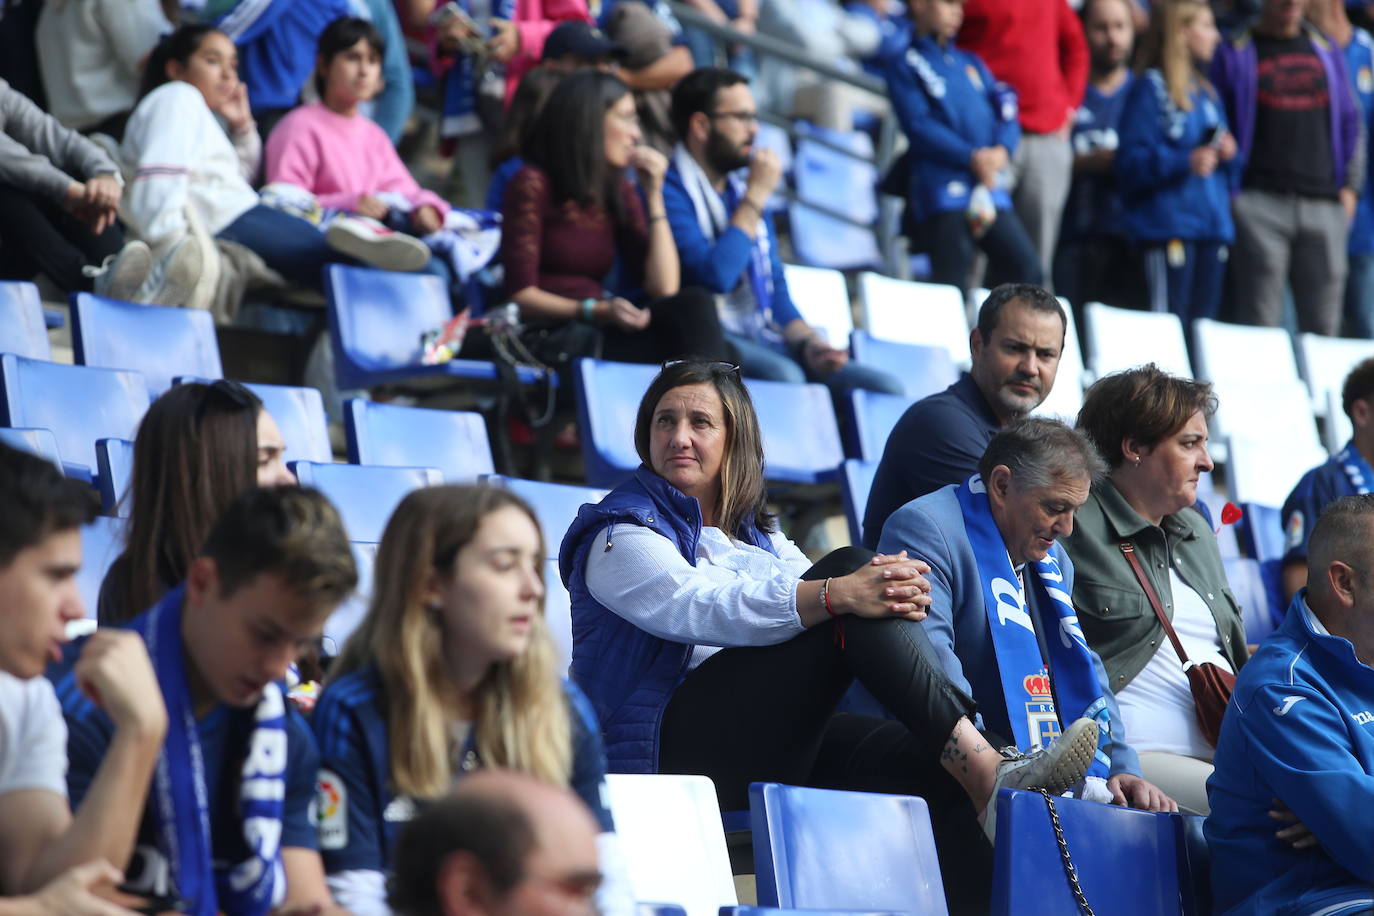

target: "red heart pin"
[1220,502,1243,526]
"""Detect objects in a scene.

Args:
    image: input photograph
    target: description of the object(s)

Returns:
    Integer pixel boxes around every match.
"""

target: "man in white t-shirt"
[0,443,167,915]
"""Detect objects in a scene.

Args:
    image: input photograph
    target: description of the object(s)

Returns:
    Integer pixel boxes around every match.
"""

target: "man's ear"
[1352,397,1372,431]
[969,326,984,361]
[986,464,1013,502]
[689,109,712,145]
[185,556,219,606]
[1326,560,1360,609]
[438,850,501,916]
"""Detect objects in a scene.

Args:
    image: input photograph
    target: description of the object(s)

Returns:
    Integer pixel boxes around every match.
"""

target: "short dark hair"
[975,283,1066,343]
[200,486,356,606]
[1075,364,1217,469]
[1342,357,1374,420]
[1308,493,1374,595]
[0,443,98,568]
[978,416,1108,490]
[670,67,749,142]
[314,16,385,99]
[524,70,631,215]
[390,791,537,916]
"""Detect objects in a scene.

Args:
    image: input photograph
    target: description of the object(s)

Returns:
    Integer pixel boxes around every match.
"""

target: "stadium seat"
[750,782,947,915]
[746,378,845,484]
[324,265,550,391]
[324,541,377,653]
[0,426,63,471]
[604,774,738,916]
[840,459,877,545]
[95,438,135,516]
[543,556,573,677]
[1233,501,1287,632]
[1323,389,1351,455]
[783,264,852,350]
[1295,332,1374,418]
[1208,377,1323,470]
[482,475,607,552]
[990,788,1182,916]
[573,359,658,487]
[789,124,882,270]
[1083,302,1192,380]
[1224,556,1282,644]
[0,280,51,359]
[1195,472,1239,559]
[1226,433,1328,509]
[753,120,793,185]
[344,399,494,482]
[856,273,970,366]
[1176,814,1212,916]
[0,355,150,482]
[1192,319,1300,386]
[849,331,957,401]
[290,461,443,542]
[74,515,124,633]
[849,389,913,463]
[246,382,333,465]
[70,292,223,397]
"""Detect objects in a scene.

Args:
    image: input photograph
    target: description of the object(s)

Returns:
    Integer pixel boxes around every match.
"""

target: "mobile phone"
[1201,124,1220,147]
[429,1,479,33]
[116,883,184,916]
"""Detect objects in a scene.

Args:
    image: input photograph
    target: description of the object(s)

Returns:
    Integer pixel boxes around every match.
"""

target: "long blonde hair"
[1138,0,1213,111]
[331,485,572,799]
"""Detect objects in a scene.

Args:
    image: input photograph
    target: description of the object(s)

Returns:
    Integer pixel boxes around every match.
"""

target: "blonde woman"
[312,486,611,915]
[1115,0,1237,323]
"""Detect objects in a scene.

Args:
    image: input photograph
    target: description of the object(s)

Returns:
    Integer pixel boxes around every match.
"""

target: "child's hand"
[486,18,520,62]
[412,205,443,235]
[357,194,390,220]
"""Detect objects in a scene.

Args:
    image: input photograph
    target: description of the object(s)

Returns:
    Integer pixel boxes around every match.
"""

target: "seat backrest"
[857,273,970,366]
[1209,377,1323,457]
[849,331,958,401]
[1223,556,1281,644]
[849,389,913,463]
[1175,813,1212,916]
[482,475,607,555]
[840,458,878,545]
[991,788,1181,916]
[0,426,62,470]
[574,359,659,487]
[789,126,881,270]
[543,556,573,677]
[1083,301,1192,379]
[75,515,125,628]
[1296,332,1374,416]
[246,382,333,465]
[96,438,135,516]
[1227,434,1329,509]
[324,541,378,653]
[750,782,947,915]
[1324,388,1352,454]
[345,399,495,482]
[0,355,150,479]
[745,378,844,483]
[290,461,443,542]
[325,265,453,387]
[1193,319,1299,386]
[0,281,50,360]
[782,264,853,350]
[71,292,222,397]
[603,774,737,916]
[1235,502,1284,563]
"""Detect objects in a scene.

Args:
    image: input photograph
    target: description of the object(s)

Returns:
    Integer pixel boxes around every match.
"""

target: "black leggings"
[657,547,992,915]
[0,184,123,293]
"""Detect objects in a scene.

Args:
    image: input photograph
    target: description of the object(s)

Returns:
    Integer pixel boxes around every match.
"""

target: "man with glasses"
[59,486,358,916]
[662,67,903,411]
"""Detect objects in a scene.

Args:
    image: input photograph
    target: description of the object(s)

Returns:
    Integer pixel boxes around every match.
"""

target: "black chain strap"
[487,323,557,428]
[1037,788,1097,916]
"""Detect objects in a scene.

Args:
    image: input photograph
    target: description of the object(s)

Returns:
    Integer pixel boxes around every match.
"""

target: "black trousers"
[0,184,123,294]
[925,207,1044,294]
[657,547,993,915]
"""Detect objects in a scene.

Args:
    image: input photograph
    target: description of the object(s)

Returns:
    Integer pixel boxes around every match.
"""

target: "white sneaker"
[325,215,431,272]
[87,240,153,301]
[981,717,1099,843]
[136,236,204,307]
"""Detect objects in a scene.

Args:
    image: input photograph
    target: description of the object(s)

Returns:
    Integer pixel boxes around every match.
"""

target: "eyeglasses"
[707,110,760,125]
[661,359,741,378]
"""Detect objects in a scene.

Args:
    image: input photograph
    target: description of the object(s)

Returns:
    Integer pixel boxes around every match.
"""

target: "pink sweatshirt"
[265,102,451,219]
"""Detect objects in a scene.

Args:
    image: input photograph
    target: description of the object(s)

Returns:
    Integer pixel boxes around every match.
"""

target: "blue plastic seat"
[1176,813,1211,916]
[849,332,958,401]
[543,556,573,677]
[0,355,150,482]
[324,541,378,654]
[789,124,882,270]
[840,458,877,545]
[573,358,659,487]
[482,475,607,553]
[990,788,1181,916]
[1224,556,1282,644]
[0,281,51,359]
[750,782,947,915]
[1235,502,1285,626]
[344,398,494,482]
[290,461,443,542]
[849,389,914,463]
[74,515,125,625]
[744,378,844,485]
[70,292,222,397]
[246,382,333,464]
[324,265,550,391]
[0,426,63,471]
[95,438,135,516]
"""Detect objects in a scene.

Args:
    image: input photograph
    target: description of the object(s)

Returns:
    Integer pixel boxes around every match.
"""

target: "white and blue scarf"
[133,588,288,916]
[440,0,516,139]
[1337,440,1373,494]
[955,475,1113,781]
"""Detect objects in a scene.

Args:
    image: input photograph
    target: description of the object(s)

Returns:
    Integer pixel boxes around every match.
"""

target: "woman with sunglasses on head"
[311,485,615,916]
[560,359,1100,914]
[99,380,295,626]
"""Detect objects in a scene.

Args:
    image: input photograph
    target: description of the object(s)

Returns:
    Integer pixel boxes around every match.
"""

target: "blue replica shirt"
[1344,29,1374,256]
[861,373,1001,549]
[311,666,614,875]
[1060,74,1133,244]
[60,680,320,901]
[1205,596,1374,916]
[1280,444,1362,566]
[843,3,911,75]
[882,34,1019,218]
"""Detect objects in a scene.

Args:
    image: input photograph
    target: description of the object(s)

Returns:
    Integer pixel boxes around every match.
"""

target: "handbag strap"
[1118,541,1193,668]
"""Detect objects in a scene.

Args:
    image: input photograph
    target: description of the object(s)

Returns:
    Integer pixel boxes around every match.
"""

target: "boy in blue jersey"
[1206,494,1374,916]
[1281,358,1374,603]
[883,0,1042,296]
[59,486,358,916]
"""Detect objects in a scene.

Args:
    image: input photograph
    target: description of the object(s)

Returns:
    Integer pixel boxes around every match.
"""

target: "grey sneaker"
[325,215,430,272]
[138,236,204,306]
[88,240,153,301]
[982,717,1099,843]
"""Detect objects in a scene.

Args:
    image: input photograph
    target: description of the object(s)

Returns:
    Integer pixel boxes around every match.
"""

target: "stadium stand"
[289,461,443,542]
[0,280,51,360]
[849,332,958,401]
[856,273,970,365]
[344,399,495,482]
[70,293,223,397]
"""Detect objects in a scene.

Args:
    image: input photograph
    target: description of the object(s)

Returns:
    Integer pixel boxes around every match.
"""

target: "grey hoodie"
[0,77,119,202]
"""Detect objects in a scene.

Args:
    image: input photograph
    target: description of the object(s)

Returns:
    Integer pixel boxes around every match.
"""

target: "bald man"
[390,771,603,916]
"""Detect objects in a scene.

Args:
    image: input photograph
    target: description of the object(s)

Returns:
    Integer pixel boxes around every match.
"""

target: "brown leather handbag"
[1119,542,1236,747]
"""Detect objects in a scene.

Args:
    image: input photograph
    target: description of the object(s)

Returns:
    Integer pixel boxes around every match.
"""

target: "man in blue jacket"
[1206,493,1374,916]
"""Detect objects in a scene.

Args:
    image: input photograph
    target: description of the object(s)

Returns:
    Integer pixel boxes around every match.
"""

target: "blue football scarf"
[1337,441,1373,495]
[133,588,287,916]
[955,475,1112,779]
